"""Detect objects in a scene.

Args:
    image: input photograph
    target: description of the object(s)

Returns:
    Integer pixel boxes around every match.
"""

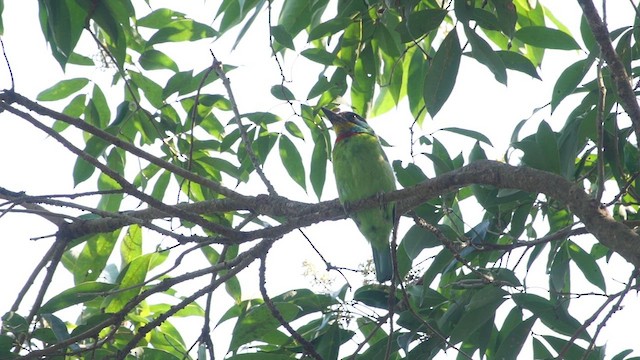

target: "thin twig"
[209,52,277,195]
[582,270,638,359]
[0,38,14,90]
[298,228,351,287]
[10,241,58,312]
[259,251,323,360]
[267,0,298,116]
[2,91,246,201]
[0,101,239,239]
[14,236,67,352]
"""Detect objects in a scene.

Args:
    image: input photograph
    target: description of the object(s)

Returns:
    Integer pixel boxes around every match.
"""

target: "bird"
[321,108,397,282]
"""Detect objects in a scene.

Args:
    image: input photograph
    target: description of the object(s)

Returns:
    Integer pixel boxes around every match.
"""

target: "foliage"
[1,0,640,359]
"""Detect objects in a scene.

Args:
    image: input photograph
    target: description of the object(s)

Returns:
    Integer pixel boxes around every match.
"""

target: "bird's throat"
[335,130,373,143]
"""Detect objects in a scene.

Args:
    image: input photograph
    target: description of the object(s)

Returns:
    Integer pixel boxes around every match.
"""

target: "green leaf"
[353,285,391,310]
[449,297,501,344]
[492,0,517,37]
[225,275,242,303]
[514,26,581,50]
[301,48,336,66]
[121,225,143,266]
[310,138,328,200]
[71,231,119,284]
[424,29,461,117]
[308,17,352,41]
[278,0,310,37]
[39,0,85,68]
[243,112,282,126]
[39,282,116,314]
[535,121,561,174]
[139,49,180,72]
[147,19,217,46]
[270,25,295,50]
[440,127,493,146]
[551,56,594,111]
[494,316,537,359]
[137,8,186,29]
[40,313,70,344]
[106,252,166,313]
[37,78,90,101]
[0,0,4,35]
[496,50,541,79]
[400,225,441,260]
[308,75,332,100]
[279,136,306,190]
[229,303,300,351]
[567,240,606,292]
[68,52,94,66]
[392,160,428,188]
[271,84,295,101]
[397,9,447,42]
[464,25,507,84]
[580,15,598,53]
[512,293,589,341]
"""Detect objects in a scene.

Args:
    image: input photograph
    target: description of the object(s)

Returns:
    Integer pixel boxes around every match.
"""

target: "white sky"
[0,1,639,359]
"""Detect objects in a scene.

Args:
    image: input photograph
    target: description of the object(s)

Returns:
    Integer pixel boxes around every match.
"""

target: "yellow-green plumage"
[322,108,396,282]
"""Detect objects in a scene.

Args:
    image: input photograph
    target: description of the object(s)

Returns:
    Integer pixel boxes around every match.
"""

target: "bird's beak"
[321,107,343,125]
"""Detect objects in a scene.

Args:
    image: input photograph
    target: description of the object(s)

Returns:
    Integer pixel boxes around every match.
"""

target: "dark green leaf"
[308,75,332,100]
[580,15,598,53]
[496,50,541,79]
[392,160,428,187]
[397,9,447,42]
[279,136,306,190]
[39,282,116,314]
[308,17,352,41]
[494,316,537,359]
[301,48,336,65]
[278,0,310,36]
[440,127,493,146]
[229,303,299,351]
[551,56,594,111]
[512,293,589,341]
[0,0,4,35]
[353,285,391,310]
[271,25,295,50]
[400,225,441,260]
[271,84,296,101]
[37,78,89,101]
[515,26,581,50]
[567,240,606,291]
[310,138,328,200]
[424,30,461,117]
[464,25,507,84]
[68,52,94,66]
[492,0,517,37]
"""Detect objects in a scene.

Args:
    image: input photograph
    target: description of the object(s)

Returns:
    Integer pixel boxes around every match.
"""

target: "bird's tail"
[372,246,393,282]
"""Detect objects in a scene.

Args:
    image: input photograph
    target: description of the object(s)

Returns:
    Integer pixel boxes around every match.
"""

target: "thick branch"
[52,160,640,268]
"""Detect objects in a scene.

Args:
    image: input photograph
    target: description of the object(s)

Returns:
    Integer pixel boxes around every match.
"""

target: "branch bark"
[578,0,640,143]
[45,160,640,268]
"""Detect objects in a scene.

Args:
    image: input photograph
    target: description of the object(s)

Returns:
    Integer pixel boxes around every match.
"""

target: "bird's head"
[321,108,375,140]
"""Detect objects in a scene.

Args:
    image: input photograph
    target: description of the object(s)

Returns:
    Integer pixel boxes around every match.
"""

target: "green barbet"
[322,108,396,282]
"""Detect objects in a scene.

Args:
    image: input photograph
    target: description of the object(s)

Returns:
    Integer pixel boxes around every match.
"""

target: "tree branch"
[578,0,640,143]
